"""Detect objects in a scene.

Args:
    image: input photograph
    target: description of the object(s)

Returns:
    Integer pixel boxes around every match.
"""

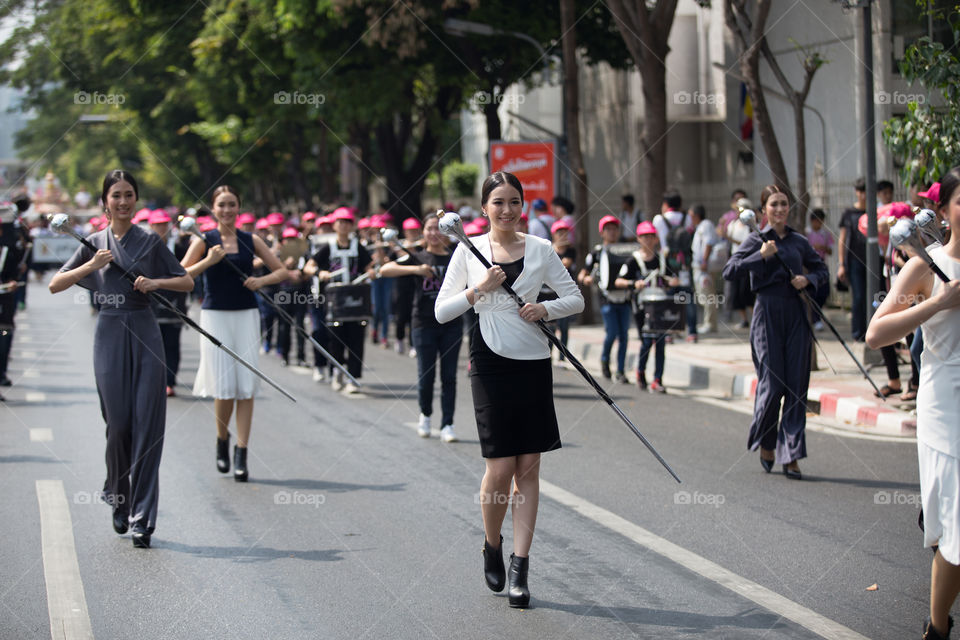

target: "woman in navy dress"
[50,170,194,548]
[181,185,289,481]
[722,185,828,480]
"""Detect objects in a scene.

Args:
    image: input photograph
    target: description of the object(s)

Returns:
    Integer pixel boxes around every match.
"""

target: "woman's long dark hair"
[939,166,960,209]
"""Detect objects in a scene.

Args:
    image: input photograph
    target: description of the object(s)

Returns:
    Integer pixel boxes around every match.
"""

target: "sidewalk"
[563,306,917,439]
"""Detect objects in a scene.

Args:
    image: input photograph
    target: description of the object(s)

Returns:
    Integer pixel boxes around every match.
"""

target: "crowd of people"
[3,166,958,631]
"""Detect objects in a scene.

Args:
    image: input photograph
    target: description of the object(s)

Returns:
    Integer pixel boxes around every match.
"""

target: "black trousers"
[327,321,365,379]
[158,322,182,387]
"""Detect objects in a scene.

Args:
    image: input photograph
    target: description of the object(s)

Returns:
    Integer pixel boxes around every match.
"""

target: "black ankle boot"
[924,616,954,639]
[216,437,230,473]
[482,535,505,592]
[233,446,248,482]
[507,554,530,608]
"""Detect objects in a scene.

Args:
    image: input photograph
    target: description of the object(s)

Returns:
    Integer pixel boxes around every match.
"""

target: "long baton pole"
[50,216,296,402]
[439,212,680,483]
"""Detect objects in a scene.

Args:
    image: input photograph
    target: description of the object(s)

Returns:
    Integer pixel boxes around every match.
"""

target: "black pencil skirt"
[470,328,561,459]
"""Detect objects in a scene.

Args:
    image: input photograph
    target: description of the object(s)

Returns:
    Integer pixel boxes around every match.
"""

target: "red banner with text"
[489,140,557,210]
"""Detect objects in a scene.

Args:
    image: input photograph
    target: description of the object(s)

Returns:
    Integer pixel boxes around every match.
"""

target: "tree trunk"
[640,53,668,218]
[483,98,502,143]
[792,98,809,228]
[560,0,594,323]
[741,52,791,204]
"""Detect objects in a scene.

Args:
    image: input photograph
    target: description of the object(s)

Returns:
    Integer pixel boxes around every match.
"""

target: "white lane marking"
[540,480,870,640]
[18,335,32,343]
[36,480,95,640]
[26,392,47,403]
[21,351,37,358]
[23,370,40,378]
[30,428,53,442]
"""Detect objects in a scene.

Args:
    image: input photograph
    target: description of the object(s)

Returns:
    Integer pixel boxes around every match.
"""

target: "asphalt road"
[0,282,933,640]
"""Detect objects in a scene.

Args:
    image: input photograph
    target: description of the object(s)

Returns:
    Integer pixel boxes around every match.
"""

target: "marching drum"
[637,287,684,333]
[325,283,372,325]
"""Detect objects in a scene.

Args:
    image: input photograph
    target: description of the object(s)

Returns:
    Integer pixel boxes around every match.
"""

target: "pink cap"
[551,219,573,234]
[357,217,370,229]
[133,208,152,223]
[200,220,218,232]
[197,215,213,226]
[237,213,256,225]
[464,222,484,236]
[282,227,298,239]
[380,211,394,222]
[402,217,422,230]
[599,215,621,233]
[317,215,333,226]
[636,220,657,236]
[887,202,913,220]
[519,213,528,223]
[255,218,270,230]
[148,211,171,224]
[918,182,940,204]
[266,212,285,226]
[90,216,101,226]
[332,207,356,223]
[368,215,386,228]
[302,211,317,222]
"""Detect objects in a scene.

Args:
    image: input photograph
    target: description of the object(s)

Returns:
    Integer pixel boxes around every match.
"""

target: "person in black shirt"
[616,221,678,392]
[303,208,373,394]
[547,219,578,358]
[723,185,828,480]
[148,210,191,396]
[380,213,462,441]
[0,203,26,395]
[837,178,870,340]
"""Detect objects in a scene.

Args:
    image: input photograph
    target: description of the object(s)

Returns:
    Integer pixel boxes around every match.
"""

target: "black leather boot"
[924,616,954,639]
[507,554,530,608]
[233,446,248,482]
[482,535,505,592]
[216,437,230,473]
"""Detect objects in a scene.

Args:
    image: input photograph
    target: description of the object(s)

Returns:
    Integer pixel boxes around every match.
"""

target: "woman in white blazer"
[436,171,584,609]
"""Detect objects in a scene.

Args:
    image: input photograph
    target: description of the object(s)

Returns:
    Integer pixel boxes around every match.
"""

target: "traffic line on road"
[540,479,870,640]
[36,479,95,640]
[30,428,53,442]
[26,392,47,403]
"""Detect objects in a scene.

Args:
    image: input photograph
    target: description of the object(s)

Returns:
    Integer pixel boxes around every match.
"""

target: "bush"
[442,162,480,198]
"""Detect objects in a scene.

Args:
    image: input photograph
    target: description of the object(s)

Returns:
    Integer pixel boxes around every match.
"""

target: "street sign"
[489,140,557,210]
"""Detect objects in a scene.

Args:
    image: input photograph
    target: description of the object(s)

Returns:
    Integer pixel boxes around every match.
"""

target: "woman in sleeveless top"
[181,185,289,482]
[867,166,960,640]
[50,170,194,548]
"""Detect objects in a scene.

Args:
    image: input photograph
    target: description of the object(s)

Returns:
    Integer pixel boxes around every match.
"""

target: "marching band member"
[436,171,583,608]
[49,170,194,547]
[181,185,289,482]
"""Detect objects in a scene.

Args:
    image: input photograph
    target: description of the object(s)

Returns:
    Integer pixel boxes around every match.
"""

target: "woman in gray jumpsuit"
[49,170,194,548]
[722,185,828,480]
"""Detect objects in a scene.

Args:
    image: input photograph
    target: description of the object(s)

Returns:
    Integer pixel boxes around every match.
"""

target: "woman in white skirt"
[867,166,960,640]
[182,185,289,481]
